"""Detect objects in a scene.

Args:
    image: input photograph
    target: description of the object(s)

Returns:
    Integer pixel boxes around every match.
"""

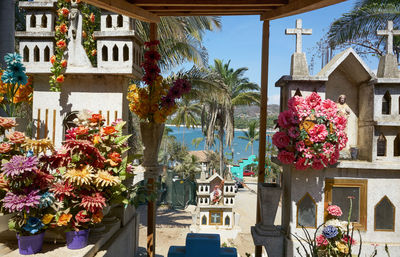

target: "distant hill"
[234,104,280,118]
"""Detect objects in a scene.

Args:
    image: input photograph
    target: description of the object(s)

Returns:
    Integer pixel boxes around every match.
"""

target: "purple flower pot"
[17,232,44,255]
[66,229,90,250]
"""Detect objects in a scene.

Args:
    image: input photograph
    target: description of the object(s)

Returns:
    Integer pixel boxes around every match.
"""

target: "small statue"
[210,185,222,205]
[69,0,79,39]
[337,95,350,117]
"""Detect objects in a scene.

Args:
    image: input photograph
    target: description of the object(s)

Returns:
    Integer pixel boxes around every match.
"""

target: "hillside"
[234,105,279,129]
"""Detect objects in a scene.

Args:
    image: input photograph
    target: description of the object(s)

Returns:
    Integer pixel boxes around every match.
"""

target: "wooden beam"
[82,0,160,23]
[157,11,266,16]
[261,0,345,20]
[144,6,274,11]
[132,0,287,7]
[255,20,270,257]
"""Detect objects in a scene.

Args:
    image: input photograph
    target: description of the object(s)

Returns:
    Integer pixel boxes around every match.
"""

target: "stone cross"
[285,19,312,53]
[377,20,400,55]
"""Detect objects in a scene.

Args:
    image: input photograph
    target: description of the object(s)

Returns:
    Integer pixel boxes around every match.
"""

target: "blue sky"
[171,0,381,105]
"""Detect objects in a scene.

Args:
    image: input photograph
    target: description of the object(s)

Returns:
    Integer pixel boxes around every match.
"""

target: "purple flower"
[174,79,191,94]
[322,225,338,239]
[1,155,38,178]
[3,190,41,213]
[161,95,176,108]
[168,84,183,99]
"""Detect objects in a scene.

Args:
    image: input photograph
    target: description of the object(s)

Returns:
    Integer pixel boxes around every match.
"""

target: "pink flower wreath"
[272,92,348,170]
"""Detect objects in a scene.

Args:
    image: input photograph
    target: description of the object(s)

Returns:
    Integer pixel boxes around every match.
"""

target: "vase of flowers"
[273,92,348,170]
[65,229,90,250]
[140,122,165,167]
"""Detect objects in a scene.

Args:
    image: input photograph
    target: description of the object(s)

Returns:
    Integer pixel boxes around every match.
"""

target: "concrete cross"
[285,19,312,53]
[377,20,400,55]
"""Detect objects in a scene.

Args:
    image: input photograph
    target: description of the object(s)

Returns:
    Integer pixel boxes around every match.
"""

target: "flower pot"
[66,229,90,250]
[17,232,45,255]
[140,122,165,167]
[350,147,359,160]
[259,183,281,227]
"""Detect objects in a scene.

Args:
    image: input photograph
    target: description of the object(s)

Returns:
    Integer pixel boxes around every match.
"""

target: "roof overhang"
[82,0,346,23]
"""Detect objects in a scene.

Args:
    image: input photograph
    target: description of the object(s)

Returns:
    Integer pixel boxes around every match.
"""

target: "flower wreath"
[272,92,348,170]
[50,0,97,92]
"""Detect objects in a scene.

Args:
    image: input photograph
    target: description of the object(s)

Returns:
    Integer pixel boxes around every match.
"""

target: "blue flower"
[322,225,338,239]
[13,71,28,85]
[22,217,44,234]
[8,62,25,74]
[39,192,55,209]
[26,150,34,157]
[1,70,14,84]
[4,53,22,65]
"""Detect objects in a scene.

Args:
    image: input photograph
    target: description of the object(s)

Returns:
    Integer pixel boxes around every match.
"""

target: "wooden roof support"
[82,0,160,23]
[131,0,288,7]
[261,0,345,20]
[255,20,270,257]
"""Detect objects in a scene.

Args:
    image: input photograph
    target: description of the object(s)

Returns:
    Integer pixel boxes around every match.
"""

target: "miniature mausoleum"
[15,0,143,146]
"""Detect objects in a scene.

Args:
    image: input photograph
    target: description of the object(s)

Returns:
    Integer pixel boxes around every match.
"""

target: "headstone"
[376,20,400,78]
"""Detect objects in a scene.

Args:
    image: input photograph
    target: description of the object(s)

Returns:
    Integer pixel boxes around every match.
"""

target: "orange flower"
[90,13,95,23]
[101,126,116,135]
[50,55,56,64]
[56,75,64,83]
[107,152,122,166]
[76,126,88,135]
[0,173,8,191]
[56,40,66,49]
[61,59,68,68]
[89,114,103,124]
[58,23,68,34]
[0,143,12,153]
[92,134,101,144]
[7,131,25,144]
[92,210,103,224]
[82,31,87,38]
[91,49,97,56]
[57,213,72,226]
[59,8,69,17]
[0,117,16,130]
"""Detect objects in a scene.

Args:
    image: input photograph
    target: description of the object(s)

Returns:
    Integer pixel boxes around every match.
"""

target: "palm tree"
[172,96,202,146]
[174,154,201,180]
[327,0,400,59]
[238,120,259,155]
[201,59,260,177]
[136,17,221,70]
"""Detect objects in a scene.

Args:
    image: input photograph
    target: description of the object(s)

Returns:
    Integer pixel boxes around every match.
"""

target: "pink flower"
[312,157,325,170]
[272,132,291,149]
[322,99,337,119]
[288,96,306,112]
[334,116,347,131]
[327,205,343,217]
[323,143,335,155]
[306,92,321,108]
[295,157,309,170]
[337,131,348,150]
[288,127,300,138]
[295,103,311,119]
[316,234,328,247]
[278,110,293,128]
[278,151,295,164]
[295,141,306,152]
[308,124,328,143]
[329,149,340,165]
[303,147,313,159]
[342,235,356,245]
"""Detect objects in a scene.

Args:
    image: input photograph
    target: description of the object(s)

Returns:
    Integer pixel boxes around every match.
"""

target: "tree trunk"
[182,128,185,147]
[219,129,225,178]
[251,143,254,155]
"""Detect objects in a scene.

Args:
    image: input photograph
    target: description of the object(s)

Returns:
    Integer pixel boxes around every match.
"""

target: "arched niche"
[30,14,36,28]
[41,14,47,28]
[382,91,391,115]
[294,88,302,97]
[117,15,123,27]
[34,46,40,62]
[225,216,230,226]
[394,134,400,157]
[201,215,207,225]
[123,44,129,61]
[377,133,387,157]
[44,46,50,62]
[102,45,108,61]
[106,15,112,28]
[297,192,317,228]
[113,45,119,61]
[23,46,29,62]
[375,196,395,231]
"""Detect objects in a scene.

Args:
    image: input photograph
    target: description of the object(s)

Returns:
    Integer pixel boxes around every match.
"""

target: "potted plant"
[0,53,33,126]
[1,153,55,255]
[273,92,348,170]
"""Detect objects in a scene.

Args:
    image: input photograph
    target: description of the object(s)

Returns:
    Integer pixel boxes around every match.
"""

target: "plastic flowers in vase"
[127,40,191,124]
[0,53,33,117]
[0,116,27,161]
[0,153,55,255]
[273,92,348,170]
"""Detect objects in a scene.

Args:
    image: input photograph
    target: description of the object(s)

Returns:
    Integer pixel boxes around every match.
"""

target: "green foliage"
[174,154,201,180]
[238,120,259,155]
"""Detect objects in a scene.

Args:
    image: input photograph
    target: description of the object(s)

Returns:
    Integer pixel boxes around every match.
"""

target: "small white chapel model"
[15,0,143,146]
[191,172,240,241]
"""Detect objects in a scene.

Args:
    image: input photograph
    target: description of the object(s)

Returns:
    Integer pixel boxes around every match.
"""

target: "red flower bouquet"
[273,92,347,170]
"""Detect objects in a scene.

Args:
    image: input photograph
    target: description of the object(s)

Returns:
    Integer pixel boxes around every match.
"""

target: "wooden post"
[255,19,270,257]
[147,22,158,257]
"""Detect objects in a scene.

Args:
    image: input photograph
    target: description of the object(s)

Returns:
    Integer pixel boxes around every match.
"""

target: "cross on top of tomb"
[285,19,312,53]
[377,20,400,55]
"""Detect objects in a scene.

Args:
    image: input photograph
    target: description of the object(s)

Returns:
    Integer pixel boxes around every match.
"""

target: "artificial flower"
[342,235,356,245]
[7,131,25,144]
[322,225,338,239]
[39,192,55,209]
[0,117,16,129]
[0,143,12,153]
[23,217,44,234]
[63,165,95,186]
[56,40,67,49]
[50,55,56,64]
[3,190,41,212]
[89,114,103,124]
[336,241,349,254]
[272,132,290,149]
[1,155,38,178]
[56,75,64,83]
[0,173,8,190]
[75,210,90,224]
[4,53,22,65]
[90,13,95,23]
[92,134,101,144]
[42,214,54,225]
[316,234,328,247]
[50,182,75,201]
[277,150,295,164]
[58,7,69,17]
[101,126,116,135]
[61,59,68,68]
[107,152,122,166]
[57,213,72,226]
[91,49,97,56]
[79,192,106,213]
[327,205,343,217]
[92,210,103,223]
[94,170,121,187]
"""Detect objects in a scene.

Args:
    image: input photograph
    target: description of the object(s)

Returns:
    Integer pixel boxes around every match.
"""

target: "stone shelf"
[335,160,400,170]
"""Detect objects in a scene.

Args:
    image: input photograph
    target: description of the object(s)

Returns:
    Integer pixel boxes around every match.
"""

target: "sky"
[170,0,381,105]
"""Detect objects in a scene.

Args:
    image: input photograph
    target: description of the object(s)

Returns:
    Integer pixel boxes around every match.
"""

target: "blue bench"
[168,233,237,257]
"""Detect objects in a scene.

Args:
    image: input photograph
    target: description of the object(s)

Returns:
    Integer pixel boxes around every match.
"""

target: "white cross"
[377,20,400,55]
[285,19,312,53]
[211,213,220,223]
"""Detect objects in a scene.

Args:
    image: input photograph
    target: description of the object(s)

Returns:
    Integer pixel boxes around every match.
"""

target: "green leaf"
[114,135,131,146]
[71,154,81,163]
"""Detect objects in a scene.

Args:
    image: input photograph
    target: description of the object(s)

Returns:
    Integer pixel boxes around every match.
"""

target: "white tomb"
[15,0,143,146]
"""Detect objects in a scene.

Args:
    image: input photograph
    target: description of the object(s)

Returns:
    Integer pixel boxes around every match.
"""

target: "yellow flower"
[336,242,349,254]
[154,111,166,124]
[64,165,95,186]
[57,213,72,226]
[94,170,121,187]
[92,210,103,224]
[42,214,54,225]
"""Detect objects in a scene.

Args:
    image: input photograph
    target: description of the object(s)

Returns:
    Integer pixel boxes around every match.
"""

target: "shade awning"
[82,0,345,23]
